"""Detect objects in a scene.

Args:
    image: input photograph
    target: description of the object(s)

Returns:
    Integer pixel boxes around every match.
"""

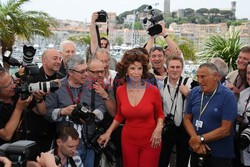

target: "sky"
[4,0,250,22]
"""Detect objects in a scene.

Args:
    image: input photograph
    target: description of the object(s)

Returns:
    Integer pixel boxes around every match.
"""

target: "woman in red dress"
[98,48,164,167]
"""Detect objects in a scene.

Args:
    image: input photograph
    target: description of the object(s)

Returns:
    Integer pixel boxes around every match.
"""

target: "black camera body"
[91,128,117,164]
[0,140,37,167]
[70,103,96,124]
[96,10,107,22]
[162,114,175,135]
[143,5,164,36]
[14,46,59,100]
[238,109,250,151]
[3,45,37,67]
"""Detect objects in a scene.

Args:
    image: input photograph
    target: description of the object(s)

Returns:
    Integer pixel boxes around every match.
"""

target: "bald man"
[28,49,65,153]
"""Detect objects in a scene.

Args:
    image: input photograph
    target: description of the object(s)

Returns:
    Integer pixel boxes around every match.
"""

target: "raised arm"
[160,23,181,56]
[90,12,99,56]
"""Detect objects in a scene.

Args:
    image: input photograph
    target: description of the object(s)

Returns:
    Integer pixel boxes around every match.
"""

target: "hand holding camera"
[36,152,59,167]
[60,104,77,116]
[15,95,33,111]
[97,131,111,148]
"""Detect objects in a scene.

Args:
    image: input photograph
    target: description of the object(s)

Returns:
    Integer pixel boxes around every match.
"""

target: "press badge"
[195,120,203,130]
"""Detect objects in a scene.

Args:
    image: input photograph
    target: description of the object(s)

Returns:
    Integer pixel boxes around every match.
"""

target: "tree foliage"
[0,0,57,70]
[68,34,91,45]
[155,35,197,61]
[199,28,243,71]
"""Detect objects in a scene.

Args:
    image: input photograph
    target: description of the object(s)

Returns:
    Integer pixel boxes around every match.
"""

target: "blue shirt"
[185,83,237,158]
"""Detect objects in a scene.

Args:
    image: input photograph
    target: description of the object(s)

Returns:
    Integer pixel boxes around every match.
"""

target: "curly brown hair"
[116,48,150,81]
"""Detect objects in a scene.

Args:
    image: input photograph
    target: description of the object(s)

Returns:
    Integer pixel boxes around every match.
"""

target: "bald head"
[42,49,62,75]
[88,59,105,80]
[89,59,105,70]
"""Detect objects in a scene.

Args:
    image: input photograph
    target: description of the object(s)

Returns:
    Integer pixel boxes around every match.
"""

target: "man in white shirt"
[159,55,193,167]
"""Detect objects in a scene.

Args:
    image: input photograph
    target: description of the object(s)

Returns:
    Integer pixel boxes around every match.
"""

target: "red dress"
[114,82,164,167]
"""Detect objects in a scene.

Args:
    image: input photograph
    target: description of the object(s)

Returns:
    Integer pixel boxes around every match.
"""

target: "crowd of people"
[0,12,250,167]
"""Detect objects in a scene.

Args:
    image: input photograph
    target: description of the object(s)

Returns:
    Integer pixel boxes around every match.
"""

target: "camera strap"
[91,88,96,111]
[66,84,83,104]
[96,25,102,48]
[95,24,109,48]
[243,93,250,117]
[166,77,183,119]
[68,157,77,167]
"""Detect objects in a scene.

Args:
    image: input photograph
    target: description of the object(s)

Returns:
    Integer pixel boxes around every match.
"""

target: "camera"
[0,140,37,167]
[70,103,96,124]
[162,114,175,135]
[17,80,59,100]
[3,45,37,67]
[96,10,107,22]
[22,45,36,65]
[91,128,117,165]
[238,109,250,151]
[195,148,211,167]
[143,5,164,36]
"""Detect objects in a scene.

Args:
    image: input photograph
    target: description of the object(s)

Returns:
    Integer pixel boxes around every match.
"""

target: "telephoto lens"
[28,81,59,93]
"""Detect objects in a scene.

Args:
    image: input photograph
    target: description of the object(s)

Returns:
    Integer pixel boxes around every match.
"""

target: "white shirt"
[104,69,117,87]
[160,76,193,126]
[238,87,250,166]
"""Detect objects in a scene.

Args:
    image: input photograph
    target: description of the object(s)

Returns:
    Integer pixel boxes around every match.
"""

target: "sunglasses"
[150,46,164,52]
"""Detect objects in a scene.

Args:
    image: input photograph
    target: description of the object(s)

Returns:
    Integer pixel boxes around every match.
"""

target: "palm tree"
[0,0,57,70]
[200,27,243,71]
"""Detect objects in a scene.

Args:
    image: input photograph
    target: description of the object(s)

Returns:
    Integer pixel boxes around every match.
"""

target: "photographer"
[89,12,117,70]
[145,22,183,83]
[237,61,250,166]
[35,126,83,167]
[45,55,106,167]
[145,22,182,58]
[184,63,237,167]
[0,67,45,146]
[86,59,116,167]
[27,49,65,154]
[48,126,83,167]
[159,55,194,167]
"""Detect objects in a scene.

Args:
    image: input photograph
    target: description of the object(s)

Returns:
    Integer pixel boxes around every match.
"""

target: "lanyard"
[243,93,250,117]
[166,77,183,118]
[198,88,217,121]
[66,84,83,104]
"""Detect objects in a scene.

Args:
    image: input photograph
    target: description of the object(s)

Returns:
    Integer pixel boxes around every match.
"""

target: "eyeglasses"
[70,69,87,74]
[0,77,14,89]
[150,46,164,52]
[88,69,105,75]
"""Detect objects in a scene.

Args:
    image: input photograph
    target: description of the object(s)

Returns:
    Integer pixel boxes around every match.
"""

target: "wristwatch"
[200,135,205,143]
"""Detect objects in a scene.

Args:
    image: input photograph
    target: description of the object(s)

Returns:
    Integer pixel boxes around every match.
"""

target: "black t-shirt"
[26,67,65,152]
[0,94,36,146]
